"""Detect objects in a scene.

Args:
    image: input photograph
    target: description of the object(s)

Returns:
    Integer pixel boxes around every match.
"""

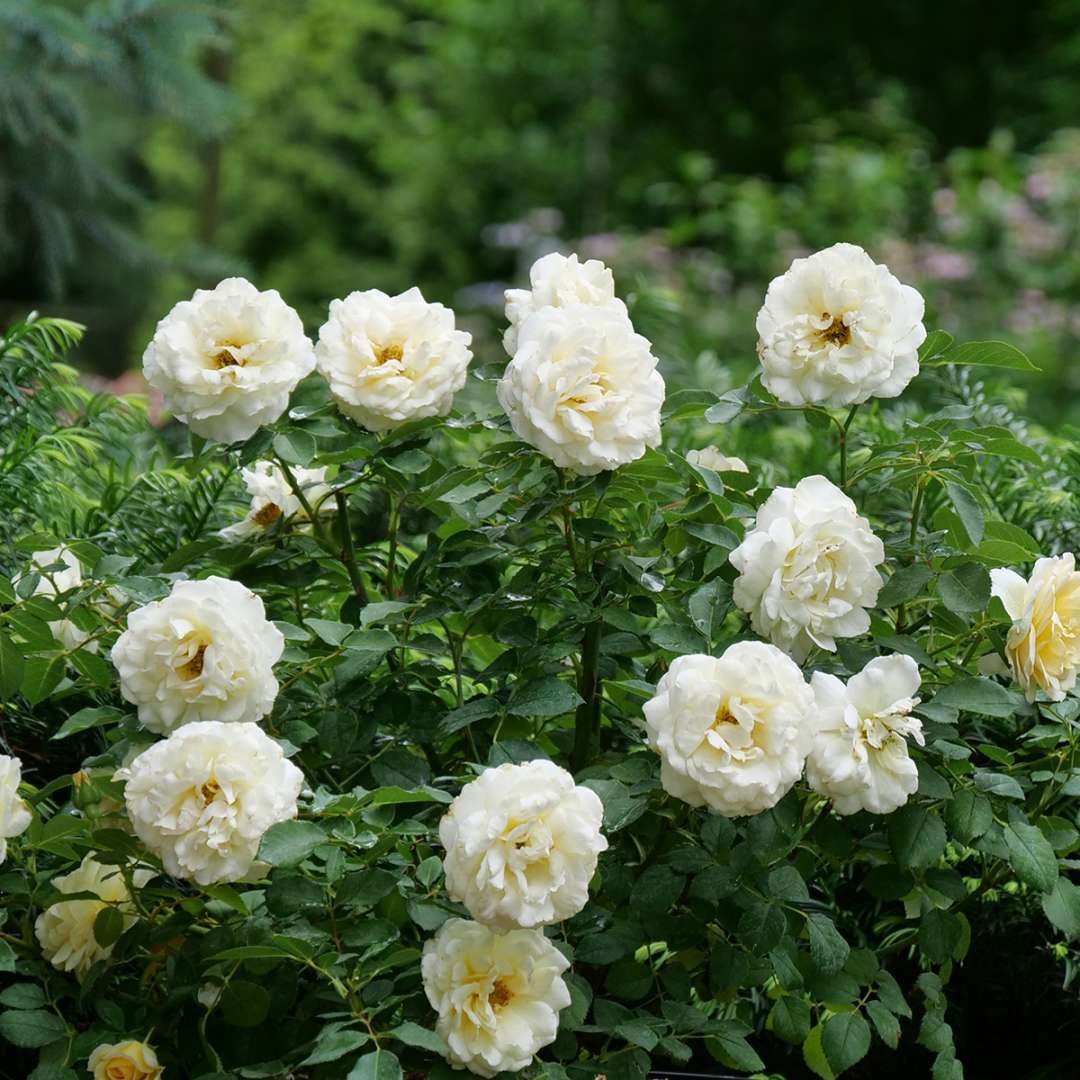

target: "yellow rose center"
[713,702,736,728]
[210,341,246,368]
[375,343,404,365]
[817,312,851,347]
[105,1059,139,1080]
[176,643,207,680]
[489,977,513,1009]
[253,502,283,526]
[199,778,221,805]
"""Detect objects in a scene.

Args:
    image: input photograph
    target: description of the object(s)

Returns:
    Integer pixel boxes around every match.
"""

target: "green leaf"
[932,677,1022,718]
[710,1020,766,1072]
[52,706,124,741]
[803,1024,836,1080]
[301,1024,369,1065]
[273,430,317,466]
[1004,821,1059,893]
[919,908,961,964]
[347,1048,403,1080]
[0,634,25,699]
[0,1009,68,1048]
[944,789,992,842]
[866,1001,900,1049]
[257,820,327,868]
[737,899,785,955]
[93,905,125,948]
[822,1011,871,1073]
[615,1020,659,1051]
[770,997,811,1045]
[307,619,354,645]
[943,481,984,546]
[0,941,14,973]
[919,329,954,361]
[1042,877,1080,939]
[974,769,1025,800]
[507,676,583,717]
[888,806,946,871]
[0,984,45,1010]
[704,387,750,423]
[807,914,850,975]
[939,340,1039,372]
[937,563,991,615]
[388,1021,447,1055]
[20,656,64,705]
[359,601,411,627]
[221,980,270,1027]
[877,564,933,608]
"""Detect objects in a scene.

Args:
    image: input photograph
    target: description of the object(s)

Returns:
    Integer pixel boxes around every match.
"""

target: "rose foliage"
[1,248,1079,1080]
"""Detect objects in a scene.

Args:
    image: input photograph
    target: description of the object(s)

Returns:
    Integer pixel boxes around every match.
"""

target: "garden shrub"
[1,247,1078,1080]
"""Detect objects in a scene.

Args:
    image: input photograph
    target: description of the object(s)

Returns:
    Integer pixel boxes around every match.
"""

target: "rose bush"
[0,250,1078,1080]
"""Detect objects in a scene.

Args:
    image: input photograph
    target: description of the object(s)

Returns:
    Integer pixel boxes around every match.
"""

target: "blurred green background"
[4,0,1080,423]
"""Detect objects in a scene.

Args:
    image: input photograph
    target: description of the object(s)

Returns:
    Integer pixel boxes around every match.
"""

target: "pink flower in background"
[1025,172,1053,201]
[920,245,974,281]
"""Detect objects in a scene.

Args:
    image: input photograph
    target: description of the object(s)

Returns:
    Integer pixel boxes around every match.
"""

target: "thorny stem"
[335,492,368,606]
[571,559,605,773]
[386,497,401,598]
[838,404,860,490]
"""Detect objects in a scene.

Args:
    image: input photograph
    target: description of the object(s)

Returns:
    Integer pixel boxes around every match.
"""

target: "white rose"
[0,755,32,864]
[643,642,814,817]
[686,447,748,473]
[440,760,607,931]
[991,554,1080,701]
[142,277,315,443]
[15,546,96,652]
[120,720,303,885]
[503,251,626,355]
[111,576,284,735]
[220,460,331,541]
[805,655,924,815]
[315,287,472,432]
[34,855,152,978]
[497,304,665,475]
[756,243,926,407]
[87,1039,164,1080]
[422,918,571,1078]
[730,475,885,662]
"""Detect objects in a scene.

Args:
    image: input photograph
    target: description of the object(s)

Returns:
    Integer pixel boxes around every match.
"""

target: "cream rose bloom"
[440,760,607,931]
[991,554,1080,702]
[503,251,626,355]
[15,546,96,652]
[729,475,885,662]
[422,918,571,1078]
[111,576,284,735]
[121,720,303,885]
[142,277,315,444]
[315,287,472,431]
[0,754,32,863]
[35,855,152,978]
[756,242,926,407]
[497,304,664,475]
[686,447,748,473]
[805,655,924,815]
[219,460,331,541]
[88,1039,164,1080]
[643,642,814,817]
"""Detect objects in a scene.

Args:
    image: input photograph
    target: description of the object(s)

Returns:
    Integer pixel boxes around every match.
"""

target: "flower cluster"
[146,279,473,441]
[422,760,604,1074]
[497,252,665,474]
[644,645,925,819]
[7,245,1077,1079]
